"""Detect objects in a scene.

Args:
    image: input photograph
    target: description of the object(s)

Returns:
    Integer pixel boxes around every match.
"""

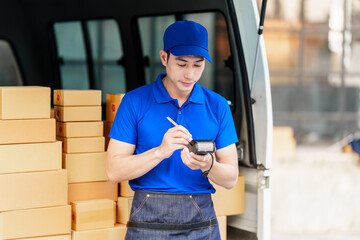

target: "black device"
[186,140,215,178]
[187,140,215,155]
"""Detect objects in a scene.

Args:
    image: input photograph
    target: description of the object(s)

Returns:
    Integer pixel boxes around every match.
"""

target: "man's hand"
[180,146,212,172]
[155,125,192,159]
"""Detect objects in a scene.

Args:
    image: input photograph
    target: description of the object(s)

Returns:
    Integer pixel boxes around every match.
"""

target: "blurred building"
[259,0,360,146]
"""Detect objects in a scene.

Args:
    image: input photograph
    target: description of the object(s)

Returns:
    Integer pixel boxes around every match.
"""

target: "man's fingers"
[168,126,192,141]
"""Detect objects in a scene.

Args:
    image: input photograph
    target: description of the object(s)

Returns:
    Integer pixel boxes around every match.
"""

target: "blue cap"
[163,21,212,63]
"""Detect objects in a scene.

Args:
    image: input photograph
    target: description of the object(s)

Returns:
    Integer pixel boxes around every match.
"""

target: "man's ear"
[159,50,168,66]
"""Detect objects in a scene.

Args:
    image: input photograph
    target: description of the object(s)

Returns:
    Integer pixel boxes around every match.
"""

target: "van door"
[227,0,272,240]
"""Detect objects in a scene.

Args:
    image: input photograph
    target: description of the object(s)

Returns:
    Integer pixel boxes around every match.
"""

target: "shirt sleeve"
[215,99,239,150]
[109,94,137,145]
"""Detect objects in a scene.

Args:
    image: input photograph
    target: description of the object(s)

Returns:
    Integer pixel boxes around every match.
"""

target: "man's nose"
[184,67,195,79]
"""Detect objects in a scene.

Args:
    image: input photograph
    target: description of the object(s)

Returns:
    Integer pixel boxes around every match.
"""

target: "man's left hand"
[180,147,211,172]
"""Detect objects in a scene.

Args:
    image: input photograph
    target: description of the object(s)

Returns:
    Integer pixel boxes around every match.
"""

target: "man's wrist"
[154,147,165,160]
[201,153,214,178]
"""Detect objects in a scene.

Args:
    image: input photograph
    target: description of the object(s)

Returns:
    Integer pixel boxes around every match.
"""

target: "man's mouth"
[180,81,194,87]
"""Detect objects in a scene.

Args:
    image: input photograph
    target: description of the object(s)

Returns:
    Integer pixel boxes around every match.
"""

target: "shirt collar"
[152,73,204,105]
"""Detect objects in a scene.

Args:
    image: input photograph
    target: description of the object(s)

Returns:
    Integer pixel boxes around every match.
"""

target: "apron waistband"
[127,217,218,231]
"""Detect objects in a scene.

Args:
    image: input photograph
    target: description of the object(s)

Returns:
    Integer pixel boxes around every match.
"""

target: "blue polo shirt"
[109,73,238,194]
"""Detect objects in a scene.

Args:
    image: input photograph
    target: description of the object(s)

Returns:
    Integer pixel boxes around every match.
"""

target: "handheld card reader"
[187,140,215,178]
[186,139,215,155]
[166,116,215,178]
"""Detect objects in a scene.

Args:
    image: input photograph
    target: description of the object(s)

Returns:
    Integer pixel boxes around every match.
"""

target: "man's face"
[160,51,205,96]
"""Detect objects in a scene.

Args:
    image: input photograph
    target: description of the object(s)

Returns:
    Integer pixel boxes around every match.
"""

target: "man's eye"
[194,65,202,68]
[178,64,185,67]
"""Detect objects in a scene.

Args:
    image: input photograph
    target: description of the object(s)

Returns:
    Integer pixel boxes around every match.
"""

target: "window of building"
[257,0,360,145]
[0,40,23,86]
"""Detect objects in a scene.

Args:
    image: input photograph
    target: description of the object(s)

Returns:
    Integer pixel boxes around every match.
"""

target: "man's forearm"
[107,147,163,183]
[206,160,238,189]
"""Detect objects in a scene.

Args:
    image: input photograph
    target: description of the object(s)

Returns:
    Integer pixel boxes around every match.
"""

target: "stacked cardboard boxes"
[53,90,125,239]
[105,93,135,227]
[0,86,71,239]
[104,93,125,150]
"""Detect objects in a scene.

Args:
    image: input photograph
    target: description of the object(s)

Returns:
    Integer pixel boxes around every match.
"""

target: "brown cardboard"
[0,141,61,174]
[273,126,294,139]
[57,121,103,138]
[104,121,112,150]
[53,90,101,106]
[17,235,71,240]
[0,86,50,120]
[273,126,296,153]
[119,181,134,197]
[116,197,133,224]
[63,152,107,183]
[106,93,125,122]
[58,136,105,153]
[68,181,118,204]
[71,224,126,240]
[217,216,227,240]
[0,118,56,145]
[0,205,71,239]
[211,176,245,216]
[71,199,116,231]
[54,106,101,122]
[0,170,68,211]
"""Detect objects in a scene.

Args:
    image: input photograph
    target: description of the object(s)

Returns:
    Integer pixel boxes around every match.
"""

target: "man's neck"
[162,77,191,107]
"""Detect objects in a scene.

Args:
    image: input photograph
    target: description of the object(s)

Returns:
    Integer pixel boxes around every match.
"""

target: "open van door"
[228,0,272,239]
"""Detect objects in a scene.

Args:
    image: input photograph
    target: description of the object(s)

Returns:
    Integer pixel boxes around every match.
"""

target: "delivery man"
[107,20,239,239]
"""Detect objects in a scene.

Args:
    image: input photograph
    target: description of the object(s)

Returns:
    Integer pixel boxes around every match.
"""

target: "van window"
[54,22,90,89]
[137,12,235,108]
[53,19,126,102]
[138,15,176,85]
[87,19,126,101]
[0,40,23,86]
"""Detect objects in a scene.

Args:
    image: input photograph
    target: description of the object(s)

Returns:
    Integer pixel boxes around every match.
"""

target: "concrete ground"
[271,146,360,240]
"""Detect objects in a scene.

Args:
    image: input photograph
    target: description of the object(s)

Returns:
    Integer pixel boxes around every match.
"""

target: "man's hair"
[166,50,170,63]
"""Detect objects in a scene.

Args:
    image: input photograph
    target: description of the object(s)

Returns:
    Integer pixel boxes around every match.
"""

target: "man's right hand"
[155,125,192,159]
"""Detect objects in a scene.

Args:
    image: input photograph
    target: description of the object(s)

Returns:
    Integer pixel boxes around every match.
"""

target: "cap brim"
[169,45,212,63]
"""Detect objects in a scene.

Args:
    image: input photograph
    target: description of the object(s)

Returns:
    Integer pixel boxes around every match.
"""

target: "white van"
[0,0,272,239]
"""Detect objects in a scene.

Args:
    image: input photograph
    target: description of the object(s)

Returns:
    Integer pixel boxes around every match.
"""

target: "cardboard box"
[116,197,133,224]
[0,170,68,211]
[0,118,56,145]
[104,121,112,150]
[68,181,118,204]
[0,141,61,174]
[212,176,245,216]
[119,181,134,197]
[57,121,103,138]
[71,199,116,231]
[0,205,71,239]
[72,224,126,240]
[54,106,101,122]
[218,216,227,240]
[106,94,125,122]
[273,126,296,153]
[273,126,294,139]
[0,86,50,120]
[58,136,105,153]
[54,90,101,106]
[63,152,107,183]
[17,235,71,240]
